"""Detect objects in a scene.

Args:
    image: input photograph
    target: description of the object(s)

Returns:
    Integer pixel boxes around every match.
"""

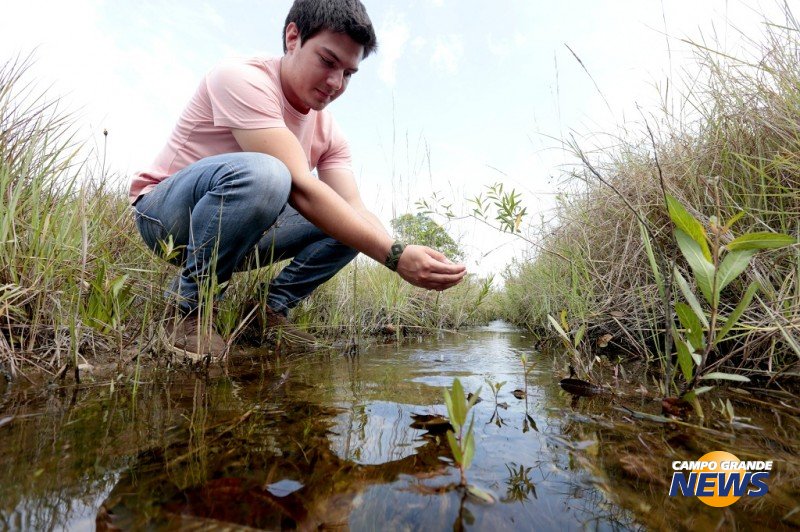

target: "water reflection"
[1,322,795,530]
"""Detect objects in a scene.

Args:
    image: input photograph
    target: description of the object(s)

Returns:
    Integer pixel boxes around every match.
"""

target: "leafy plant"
[666,194,795,392]
[391,213,464,261]
[82,263,133,335]
[547,310,594,377]
[485,377,507,407]
[503,463,536,502]
[547,310,585,355]
[443,378,480,487]
[467,182,527,234]
[485,377,507,427]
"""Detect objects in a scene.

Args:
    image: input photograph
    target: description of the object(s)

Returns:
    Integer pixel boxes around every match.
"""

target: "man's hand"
[395,245,467,291]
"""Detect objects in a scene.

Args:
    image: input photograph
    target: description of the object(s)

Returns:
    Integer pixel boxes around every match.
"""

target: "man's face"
[282,23,364,113]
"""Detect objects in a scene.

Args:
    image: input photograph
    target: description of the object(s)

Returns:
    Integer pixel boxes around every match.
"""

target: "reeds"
[500,7,800,380]
[0,55,168,378]
[0,54,494,379]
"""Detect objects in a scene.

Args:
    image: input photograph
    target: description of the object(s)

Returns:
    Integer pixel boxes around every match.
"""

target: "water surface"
[0,321,797,530]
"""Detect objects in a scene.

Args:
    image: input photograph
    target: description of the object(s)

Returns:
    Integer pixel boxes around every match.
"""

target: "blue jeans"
[133,152,358,316]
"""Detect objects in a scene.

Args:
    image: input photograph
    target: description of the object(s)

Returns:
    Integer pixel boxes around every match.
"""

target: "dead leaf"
[410,414,453,433]
[661,397,692,419]
[597,334,613,348]
[466,392,483,404]
[559,378,603,397]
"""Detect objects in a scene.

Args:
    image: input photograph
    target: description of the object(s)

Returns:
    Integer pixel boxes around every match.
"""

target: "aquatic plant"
[484,377,508,427]
[503,463,536,503]
[443,378,479,487]
[485,377,506,407]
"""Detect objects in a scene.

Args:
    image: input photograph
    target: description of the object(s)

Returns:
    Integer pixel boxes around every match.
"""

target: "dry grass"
[500,8,800,379]
[0,54,495,380]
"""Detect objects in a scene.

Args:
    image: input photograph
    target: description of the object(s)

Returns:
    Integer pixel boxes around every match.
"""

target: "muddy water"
[0,321,797,530]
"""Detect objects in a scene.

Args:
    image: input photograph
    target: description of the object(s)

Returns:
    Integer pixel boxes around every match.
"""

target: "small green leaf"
[675,230,715,305]
[723,211,745,232]
[547,314,571,345]
[666,195,711,261]
[446,431,462,463]
[463,430,475,469]
[453,379,467,426]
[675,302,704,350]
[727,232,796,251]
[674,337,694,382]
[444,389,460,432]
[692,386,715,396]
[717,281,759,343]
[674,268,709,328]
[716,250,756,294]
[640,220,665,298]
[699,372,751,382]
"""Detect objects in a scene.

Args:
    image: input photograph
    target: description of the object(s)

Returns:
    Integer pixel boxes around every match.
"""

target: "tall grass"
[0,55,165,378]
[500,9,800,379]
[0,55,494,379]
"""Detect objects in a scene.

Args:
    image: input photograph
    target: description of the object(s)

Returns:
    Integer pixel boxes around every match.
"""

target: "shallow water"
[0,321,797,530]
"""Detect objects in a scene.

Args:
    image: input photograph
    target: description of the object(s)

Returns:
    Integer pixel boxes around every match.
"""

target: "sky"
[0,0,789,278]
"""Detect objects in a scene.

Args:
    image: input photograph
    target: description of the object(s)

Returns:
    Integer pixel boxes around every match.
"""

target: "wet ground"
[0,321,798,530]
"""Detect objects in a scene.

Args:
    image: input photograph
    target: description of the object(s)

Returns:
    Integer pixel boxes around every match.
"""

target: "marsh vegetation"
[1,5,799,530]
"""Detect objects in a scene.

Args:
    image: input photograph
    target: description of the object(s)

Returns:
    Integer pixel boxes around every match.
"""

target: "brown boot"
[263,307,317,349]
[162,313,228,363]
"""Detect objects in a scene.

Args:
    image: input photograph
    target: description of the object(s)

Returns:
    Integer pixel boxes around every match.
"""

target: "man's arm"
[231,127,466,290]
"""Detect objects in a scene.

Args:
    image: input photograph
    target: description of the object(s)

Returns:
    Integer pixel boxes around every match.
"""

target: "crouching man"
[130,0,466,360]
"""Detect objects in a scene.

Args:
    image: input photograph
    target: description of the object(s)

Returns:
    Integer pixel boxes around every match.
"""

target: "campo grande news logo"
[669,451,772,507]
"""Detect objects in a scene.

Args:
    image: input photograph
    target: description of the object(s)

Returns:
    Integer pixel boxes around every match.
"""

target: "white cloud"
[377,12,409,87]
[430,34,463,75]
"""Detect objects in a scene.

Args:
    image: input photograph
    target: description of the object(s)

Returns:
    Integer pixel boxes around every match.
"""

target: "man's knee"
[227,152,291,201]
[331,240,359,266]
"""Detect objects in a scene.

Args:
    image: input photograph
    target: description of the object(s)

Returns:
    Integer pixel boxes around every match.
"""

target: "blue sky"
[0,0,787,276]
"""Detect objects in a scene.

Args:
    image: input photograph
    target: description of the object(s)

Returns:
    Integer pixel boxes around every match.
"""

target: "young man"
[130,0,467,360]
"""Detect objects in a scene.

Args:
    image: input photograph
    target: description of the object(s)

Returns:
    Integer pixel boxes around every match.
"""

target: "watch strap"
[384,240,406,271]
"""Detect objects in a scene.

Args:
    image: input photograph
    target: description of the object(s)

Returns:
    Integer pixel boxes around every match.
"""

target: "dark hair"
[283,0,378,59]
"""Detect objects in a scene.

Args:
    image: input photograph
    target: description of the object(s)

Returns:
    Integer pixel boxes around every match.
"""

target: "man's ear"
[285,22,300,52]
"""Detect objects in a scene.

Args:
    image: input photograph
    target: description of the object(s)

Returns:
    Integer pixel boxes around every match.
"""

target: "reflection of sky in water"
[328,401,443,465]
[0,321,645,530]
[321,324,608,530]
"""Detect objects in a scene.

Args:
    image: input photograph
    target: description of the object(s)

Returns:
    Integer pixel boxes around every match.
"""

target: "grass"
[0,54,495,381]
[497,7,800,382]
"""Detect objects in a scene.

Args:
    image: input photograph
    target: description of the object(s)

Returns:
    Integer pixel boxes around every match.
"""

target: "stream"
[0,321,797,530]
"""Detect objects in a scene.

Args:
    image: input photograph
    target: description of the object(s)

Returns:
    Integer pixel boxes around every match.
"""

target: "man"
[130,0,466,361]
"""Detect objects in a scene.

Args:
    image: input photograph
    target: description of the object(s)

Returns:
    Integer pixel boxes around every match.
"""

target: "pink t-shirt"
[129,56,352,203]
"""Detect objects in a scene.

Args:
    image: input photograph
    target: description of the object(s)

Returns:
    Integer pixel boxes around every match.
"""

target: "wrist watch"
[384,240,406,271]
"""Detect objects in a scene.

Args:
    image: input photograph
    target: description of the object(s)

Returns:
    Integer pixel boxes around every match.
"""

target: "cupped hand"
[395,244,467,290]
